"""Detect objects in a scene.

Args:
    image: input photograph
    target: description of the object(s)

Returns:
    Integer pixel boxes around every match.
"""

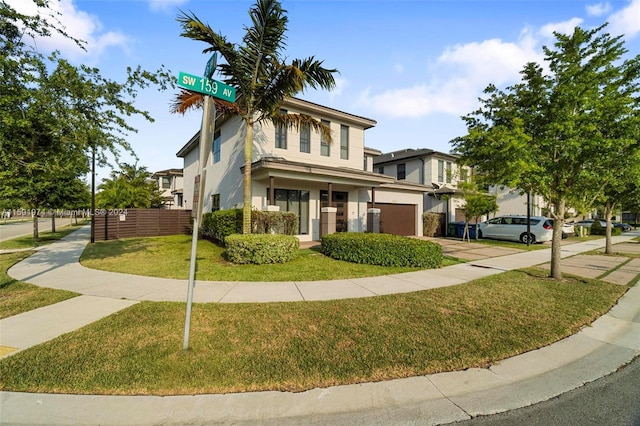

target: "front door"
[320,190,348,232]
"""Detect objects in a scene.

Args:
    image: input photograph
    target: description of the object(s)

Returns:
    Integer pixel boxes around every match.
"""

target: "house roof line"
[373,148,460,165]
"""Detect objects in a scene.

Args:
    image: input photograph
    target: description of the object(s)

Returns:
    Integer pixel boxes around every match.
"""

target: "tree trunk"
[549,199,565,280]
[32,213,39,239]
[604,202,613,254]
[242,118,253,234]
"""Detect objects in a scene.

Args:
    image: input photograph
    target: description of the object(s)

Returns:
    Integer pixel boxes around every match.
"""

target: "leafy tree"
[171,0,338,233]
[452,24,640,279]
[0,0,172,238]
[96,163,164,209]
[457,179,499,242]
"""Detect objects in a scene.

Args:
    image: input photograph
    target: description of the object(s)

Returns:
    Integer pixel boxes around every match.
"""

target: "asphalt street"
[0,217,75,242]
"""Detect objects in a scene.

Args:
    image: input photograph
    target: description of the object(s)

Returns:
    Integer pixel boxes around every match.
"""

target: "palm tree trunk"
[242,118,253,234]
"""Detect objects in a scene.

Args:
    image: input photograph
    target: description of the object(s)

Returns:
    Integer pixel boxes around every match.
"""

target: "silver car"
[478,215,553,244]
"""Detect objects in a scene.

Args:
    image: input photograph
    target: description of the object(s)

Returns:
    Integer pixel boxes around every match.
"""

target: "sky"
[9,0,640,180]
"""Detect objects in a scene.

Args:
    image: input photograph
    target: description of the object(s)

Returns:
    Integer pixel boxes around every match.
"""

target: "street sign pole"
[183,94,216,351]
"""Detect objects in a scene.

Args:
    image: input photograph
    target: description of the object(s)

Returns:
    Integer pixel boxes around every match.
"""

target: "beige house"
[176,97,431,241]
[151,168,184,209]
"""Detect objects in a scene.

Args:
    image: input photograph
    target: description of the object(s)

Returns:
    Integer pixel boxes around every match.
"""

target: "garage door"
[368,203,416,236]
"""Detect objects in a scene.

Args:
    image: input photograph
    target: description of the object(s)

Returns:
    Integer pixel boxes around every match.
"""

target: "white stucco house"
[176,97,431,241]
[151,168,184,209]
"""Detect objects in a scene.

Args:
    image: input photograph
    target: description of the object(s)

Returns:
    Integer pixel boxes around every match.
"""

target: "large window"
[267,189,309,234]
[299,123,310,153]
[212,130,221,163]
[437,160,444,182]
[340,125,349,160]
[446,161,452,183]
[161,177,171,189]
[397,163,406,180]
[321,119,330,157]
[275,109,287,149]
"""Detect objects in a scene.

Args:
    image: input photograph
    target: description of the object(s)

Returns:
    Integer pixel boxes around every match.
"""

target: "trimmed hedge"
[321,232,442,268]
[590,220,622,236]
[225,234,299,264]
[201,209,243,244]
[201,209,298,245]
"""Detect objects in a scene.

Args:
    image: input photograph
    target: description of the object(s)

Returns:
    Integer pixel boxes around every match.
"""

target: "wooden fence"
[92,209,192,241]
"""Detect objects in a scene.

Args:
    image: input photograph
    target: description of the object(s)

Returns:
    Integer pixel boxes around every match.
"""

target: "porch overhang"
[247,157,397,188]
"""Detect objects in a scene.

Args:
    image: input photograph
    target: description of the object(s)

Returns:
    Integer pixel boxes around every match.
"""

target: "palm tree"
[171,0,338,233]
[97,163,163,209]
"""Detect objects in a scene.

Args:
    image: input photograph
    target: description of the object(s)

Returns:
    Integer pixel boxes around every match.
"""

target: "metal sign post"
[182,53,219,351]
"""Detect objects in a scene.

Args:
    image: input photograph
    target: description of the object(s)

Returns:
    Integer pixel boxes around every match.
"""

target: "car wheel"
[562,232,567,239]
[520,233,536,244]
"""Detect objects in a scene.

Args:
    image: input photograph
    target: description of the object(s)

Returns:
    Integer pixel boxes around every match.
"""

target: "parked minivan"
[477,215,553,244]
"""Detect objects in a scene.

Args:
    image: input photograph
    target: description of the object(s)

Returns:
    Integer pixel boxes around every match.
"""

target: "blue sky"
[10,0,640,179]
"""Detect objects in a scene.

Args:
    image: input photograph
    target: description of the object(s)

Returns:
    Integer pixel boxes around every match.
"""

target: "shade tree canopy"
[452,23,640,279]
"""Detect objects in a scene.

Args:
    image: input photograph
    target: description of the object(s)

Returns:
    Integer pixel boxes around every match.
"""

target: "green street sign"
[204,53,217,80]
[177,71,236,103]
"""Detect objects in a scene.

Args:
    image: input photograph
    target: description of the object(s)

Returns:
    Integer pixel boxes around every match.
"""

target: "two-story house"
[151,168,185,209]
[176,98,431,241]
[373,148,546,227]
[373,149,466,230]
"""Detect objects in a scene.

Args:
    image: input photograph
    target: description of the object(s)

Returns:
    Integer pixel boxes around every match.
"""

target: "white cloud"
[6,0,131,64]
[538,17,584,39]
[328,77,348,99]
[148,0,188,13]
[607,0,640,39]
[357,31,544,119]
[586,2,612,16]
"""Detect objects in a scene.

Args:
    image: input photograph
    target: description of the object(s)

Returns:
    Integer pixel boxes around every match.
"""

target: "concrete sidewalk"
[1,227,639,425]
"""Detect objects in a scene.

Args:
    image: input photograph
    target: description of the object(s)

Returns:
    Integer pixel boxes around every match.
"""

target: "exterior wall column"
[321,207,337,237]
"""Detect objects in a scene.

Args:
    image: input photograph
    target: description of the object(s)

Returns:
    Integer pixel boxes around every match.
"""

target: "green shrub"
[321,232,442,268]
[201,209,243,244]
[422,212,441,237]
[225,234,299,264]
[252,211,298,235]
[201,209,298,245]
[590,220,622,236]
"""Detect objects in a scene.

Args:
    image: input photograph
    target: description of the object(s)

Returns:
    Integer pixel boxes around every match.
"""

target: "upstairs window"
[300,123,310,153]
[212,130,221,163]
[397,163,406,180]
[161,177,171,189]
[378,166,384,174]
[320,119,330,156]
[340,125,349,160]
[437,160,444,182]
[446,161,452,183]
[275,109,287,149]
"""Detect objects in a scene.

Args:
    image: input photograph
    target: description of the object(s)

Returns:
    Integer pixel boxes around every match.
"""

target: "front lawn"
[0,268,626,395]
[80,235,459,281]
[0,252,78,319]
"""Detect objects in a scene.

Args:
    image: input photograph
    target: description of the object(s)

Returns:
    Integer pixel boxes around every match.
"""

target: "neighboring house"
[373,149,467,230]
[176,97,430,241]
[486,186,544,217]
[151,169,185,209]
[372,148,547,228]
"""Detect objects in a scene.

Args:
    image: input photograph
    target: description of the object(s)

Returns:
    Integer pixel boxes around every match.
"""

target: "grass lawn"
[0,267,626,395]
[0,222,88,251]
[79,235,460,281]
[0,252,78,319]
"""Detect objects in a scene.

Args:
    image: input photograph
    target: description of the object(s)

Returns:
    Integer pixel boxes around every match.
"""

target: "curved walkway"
[1,226,639,425]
